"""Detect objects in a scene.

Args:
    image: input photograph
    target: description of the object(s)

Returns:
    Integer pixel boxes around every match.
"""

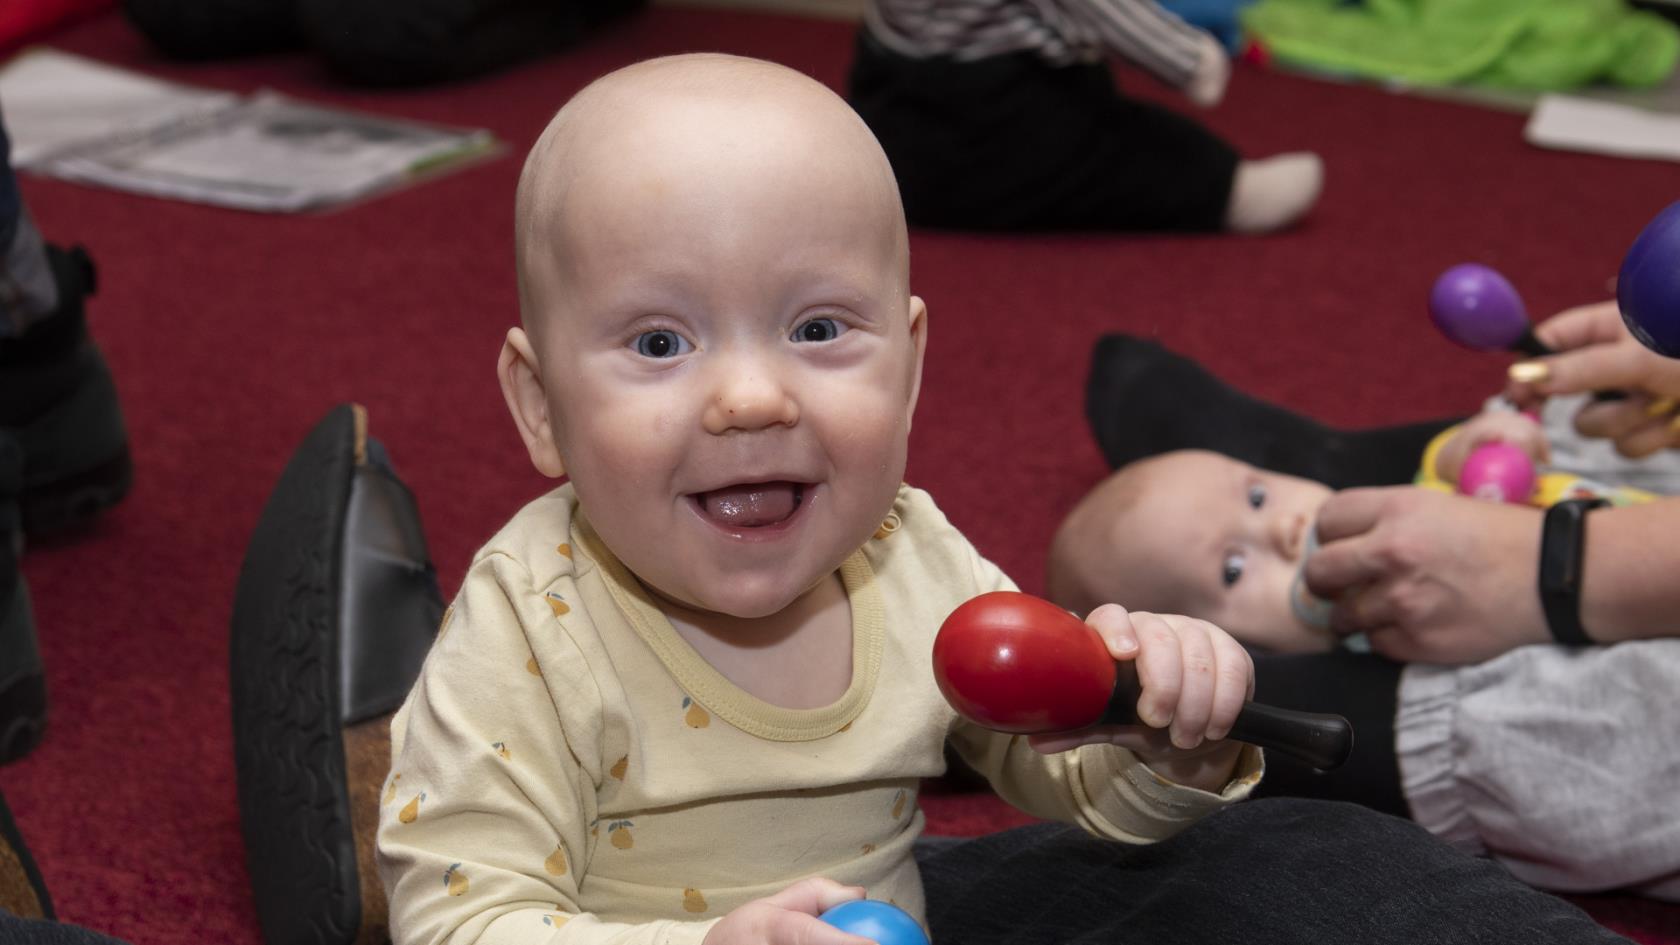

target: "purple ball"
[1429,264,1529,351]
[1457,442,1537,505]
[819,901,930,945]
[1618,200,1680,358]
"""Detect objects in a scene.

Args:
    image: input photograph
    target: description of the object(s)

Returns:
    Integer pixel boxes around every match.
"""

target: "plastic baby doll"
[375,53,1631,945]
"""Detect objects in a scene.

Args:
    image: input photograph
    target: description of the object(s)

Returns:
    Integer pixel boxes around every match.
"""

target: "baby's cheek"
[1229,565,1316,651]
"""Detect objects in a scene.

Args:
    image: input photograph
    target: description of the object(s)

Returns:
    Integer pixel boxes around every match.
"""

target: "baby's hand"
[1029,605,1252,792]
[1436,411,1550,483]
[702,878,874,945]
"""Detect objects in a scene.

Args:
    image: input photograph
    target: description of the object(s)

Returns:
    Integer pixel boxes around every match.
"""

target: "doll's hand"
[702,878,874,945]
[1186,32,1230,108]
[1436,410,1550,483]
[1028,605,1251,791]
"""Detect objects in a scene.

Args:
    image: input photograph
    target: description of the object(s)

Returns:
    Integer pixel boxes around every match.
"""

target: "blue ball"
[818,900,930,945]
[1618,200,1680,358]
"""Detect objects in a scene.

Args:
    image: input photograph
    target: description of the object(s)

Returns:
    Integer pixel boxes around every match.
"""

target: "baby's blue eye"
[1221,552,1246,588]
[792,318,845,343]
[1247,484,1267,509]
[633,330,690,359]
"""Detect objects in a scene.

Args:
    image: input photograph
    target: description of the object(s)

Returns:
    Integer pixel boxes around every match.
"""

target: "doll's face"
[1101,451,1336,652]
[502,55,926,620]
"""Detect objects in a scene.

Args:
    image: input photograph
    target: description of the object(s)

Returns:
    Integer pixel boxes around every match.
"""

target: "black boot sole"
[231,403,440,945]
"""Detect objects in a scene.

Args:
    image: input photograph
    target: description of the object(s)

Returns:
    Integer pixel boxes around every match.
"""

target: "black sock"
[1249,648,1409,819]
[1084,334,1460,489]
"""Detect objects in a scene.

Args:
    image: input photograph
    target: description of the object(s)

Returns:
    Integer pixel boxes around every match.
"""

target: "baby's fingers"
[764,912,874,945]
[1163,617,1215,749]
[1206,634,1254,741]
[1130,612,1182,730]
[1086,603,1140,660]
[761,877,867,917]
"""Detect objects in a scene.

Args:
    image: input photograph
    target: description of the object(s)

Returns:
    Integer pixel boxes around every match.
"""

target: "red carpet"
[4,7,1678,944]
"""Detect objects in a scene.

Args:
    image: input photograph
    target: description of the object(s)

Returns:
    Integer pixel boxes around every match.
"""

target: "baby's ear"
[498,328,567,478]
[904,295,928,430]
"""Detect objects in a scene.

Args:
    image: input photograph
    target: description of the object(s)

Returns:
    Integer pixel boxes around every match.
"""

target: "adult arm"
[1046,0,1222,97]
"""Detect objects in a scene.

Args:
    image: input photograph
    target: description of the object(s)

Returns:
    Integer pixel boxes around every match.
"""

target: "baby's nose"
[1272,512,1307,562]
[702,367,799,434]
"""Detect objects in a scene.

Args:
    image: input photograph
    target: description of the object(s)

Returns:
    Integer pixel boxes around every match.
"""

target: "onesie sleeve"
[1038,0,1207,87]
[376,553,719,945]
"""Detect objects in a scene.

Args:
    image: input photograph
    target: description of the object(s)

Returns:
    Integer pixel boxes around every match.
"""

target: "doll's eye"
[1221,552,1246,588]
[1247,484,1267,509]
[792,317,847,343]
[634,330,691,358]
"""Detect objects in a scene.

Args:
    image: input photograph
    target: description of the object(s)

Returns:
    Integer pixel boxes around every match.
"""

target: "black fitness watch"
[1538,497,1609,647]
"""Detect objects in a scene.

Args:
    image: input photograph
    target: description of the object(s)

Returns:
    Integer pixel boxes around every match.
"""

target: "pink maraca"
[1457,442,1537,504]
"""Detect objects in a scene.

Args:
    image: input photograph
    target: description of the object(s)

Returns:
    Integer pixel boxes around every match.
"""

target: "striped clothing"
[864,0,1206,87]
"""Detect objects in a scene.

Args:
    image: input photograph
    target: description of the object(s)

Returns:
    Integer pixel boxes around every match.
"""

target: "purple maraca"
[1618,200,1680,358]
[1429,264,1550,357]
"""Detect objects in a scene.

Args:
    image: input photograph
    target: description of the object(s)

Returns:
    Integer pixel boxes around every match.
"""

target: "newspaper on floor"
[0,48,502,212]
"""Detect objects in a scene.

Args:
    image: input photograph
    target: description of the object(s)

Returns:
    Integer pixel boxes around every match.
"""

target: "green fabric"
[1241,0,1680,90]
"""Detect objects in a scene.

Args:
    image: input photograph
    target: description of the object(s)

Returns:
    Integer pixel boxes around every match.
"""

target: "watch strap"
[1538,497,1607,647]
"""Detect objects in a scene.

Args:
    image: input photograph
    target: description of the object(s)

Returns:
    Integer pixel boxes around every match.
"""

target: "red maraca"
[933,591,1353,770]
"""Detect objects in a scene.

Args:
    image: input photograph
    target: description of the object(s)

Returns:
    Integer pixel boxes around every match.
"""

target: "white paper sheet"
[1525,94,1680,163]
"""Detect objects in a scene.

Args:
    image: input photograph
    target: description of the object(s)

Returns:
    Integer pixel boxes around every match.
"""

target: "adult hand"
[1302,487,1547,664]
[1506,300,1680,457]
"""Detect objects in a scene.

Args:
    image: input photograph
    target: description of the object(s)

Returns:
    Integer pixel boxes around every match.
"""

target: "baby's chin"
[640,570,833,621]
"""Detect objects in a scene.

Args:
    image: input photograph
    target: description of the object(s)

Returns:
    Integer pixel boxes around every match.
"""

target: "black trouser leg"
[1085,333,1460,489]
[298,0,646,87]
[1249,649,1409,818]
[124,0,304,60]
[847,32,1238,232]
[916,801,1628,944]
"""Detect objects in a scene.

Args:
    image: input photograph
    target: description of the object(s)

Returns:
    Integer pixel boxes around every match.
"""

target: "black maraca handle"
[1098,661,1354,771]
[1513,328,1626,402]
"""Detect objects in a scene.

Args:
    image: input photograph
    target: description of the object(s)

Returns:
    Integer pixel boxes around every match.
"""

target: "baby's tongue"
[700,482,798,527]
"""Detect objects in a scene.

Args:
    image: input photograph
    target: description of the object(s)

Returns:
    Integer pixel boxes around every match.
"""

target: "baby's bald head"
[513,54,908,332]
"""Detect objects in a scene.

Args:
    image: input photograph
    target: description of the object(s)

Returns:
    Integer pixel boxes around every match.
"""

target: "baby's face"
[1118,451,1335,651]
[510,61,925,619]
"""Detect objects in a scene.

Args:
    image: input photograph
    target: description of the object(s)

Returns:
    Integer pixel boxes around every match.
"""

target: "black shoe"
[0,432,47,766]
[0,245,132,538]
[0,783,53,920]
[231,403,442,945]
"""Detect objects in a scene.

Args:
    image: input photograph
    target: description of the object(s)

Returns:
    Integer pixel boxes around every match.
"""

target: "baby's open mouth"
[693,481,806,528]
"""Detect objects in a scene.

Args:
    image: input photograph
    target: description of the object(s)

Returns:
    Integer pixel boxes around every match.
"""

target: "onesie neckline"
[573,514,884,742]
